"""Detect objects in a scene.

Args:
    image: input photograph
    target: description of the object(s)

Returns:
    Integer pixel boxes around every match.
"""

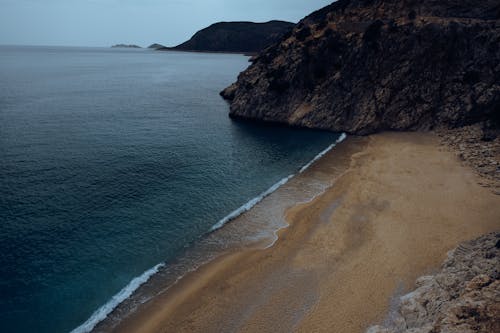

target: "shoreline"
[84,133,348,333]
[108,132,499,333]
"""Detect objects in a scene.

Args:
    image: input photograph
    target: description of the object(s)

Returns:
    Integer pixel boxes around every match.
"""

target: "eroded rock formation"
[367,232,500,333]
[436,125,500,194]
[221,0,500,134]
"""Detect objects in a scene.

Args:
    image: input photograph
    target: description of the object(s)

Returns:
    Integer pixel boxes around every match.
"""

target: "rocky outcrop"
[367,232,500,333]
[436,124,500,194]
[221,0,500,134]
[163,21,295,54]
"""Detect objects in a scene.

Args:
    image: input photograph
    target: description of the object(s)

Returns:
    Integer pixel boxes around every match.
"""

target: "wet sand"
[111,132,500,333]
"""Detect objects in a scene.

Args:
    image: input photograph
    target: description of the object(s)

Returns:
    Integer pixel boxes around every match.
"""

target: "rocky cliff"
[221,0,500,134]
[437,124,500,194]
[166,21,295,54]
[367,232,500,333]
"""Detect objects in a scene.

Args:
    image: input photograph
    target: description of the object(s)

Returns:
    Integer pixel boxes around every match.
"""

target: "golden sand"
[111,132,500,333]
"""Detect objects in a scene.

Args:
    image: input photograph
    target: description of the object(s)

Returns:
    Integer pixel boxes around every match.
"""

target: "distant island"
[111,44,142,49]
[158,20,295,54]
[148,43,165,50]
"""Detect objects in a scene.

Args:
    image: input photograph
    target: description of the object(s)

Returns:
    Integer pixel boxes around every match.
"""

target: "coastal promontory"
[221,0,500,135]
[161,20,295,53]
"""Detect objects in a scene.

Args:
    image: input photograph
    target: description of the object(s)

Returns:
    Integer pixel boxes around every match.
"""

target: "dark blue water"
[0,46,339,333]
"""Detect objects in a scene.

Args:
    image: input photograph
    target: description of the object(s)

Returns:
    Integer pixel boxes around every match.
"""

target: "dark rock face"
[221,0,500,135]
[437,124,500,194]
[170,21,295,53]
[367,232,500,333]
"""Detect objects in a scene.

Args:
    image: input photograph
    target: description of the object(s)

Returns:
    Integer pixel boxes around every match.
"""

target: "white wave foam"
[210,174,294,231]
[299,133,347,173]
[70,133,347,333]
[70,263,165,333]
[210,133,347,231]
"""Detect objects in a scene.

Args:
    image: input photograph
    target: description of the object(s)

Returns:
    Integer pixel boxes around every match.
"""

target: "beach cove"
[108,132,500,333]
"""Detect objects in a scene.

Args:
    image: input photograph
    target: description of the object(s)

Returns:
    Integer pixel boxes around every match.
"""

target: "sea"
[0,45,343,333]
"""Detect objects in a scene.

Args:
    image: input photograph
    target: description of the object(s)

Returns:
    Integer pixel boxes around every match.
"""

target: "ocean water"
[0,46,341,333]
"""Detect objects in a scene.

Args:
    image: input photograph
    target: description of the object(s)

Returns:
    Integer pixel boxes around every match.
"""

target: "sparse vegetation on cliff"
[221,0,500,135]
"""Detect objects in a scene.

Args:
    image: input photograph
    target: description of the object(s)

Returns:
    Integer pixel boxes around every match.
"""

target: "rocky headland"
[367,232,500,333]
[221,0,500,135]
[160,21,295,54]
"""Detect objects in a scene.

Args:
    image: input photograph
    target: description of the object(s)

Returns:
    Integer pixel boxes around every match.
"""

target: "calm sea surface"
[0,46,340,333]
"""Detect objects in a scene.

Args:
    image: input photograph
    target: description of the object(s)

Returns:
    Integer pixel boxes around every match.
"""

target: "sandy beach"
[110,132,500,333]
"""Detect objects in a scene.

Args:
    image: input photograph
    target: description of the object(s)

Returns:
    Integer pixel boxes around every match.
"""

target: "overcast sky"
[0,0,334,47]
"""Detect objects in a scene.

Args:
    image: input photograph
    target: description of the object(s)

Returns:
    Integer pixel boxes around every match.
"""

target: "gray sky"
[0,0,334,47]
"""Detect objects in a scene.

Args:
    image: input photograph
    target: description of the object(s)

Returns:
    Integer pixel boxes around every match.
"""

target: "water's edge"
[72,133,347,333]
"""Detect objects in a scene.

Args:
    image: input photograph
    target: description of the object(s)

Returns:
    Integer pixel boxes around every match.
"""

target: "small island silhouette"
[111,44,142,49]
